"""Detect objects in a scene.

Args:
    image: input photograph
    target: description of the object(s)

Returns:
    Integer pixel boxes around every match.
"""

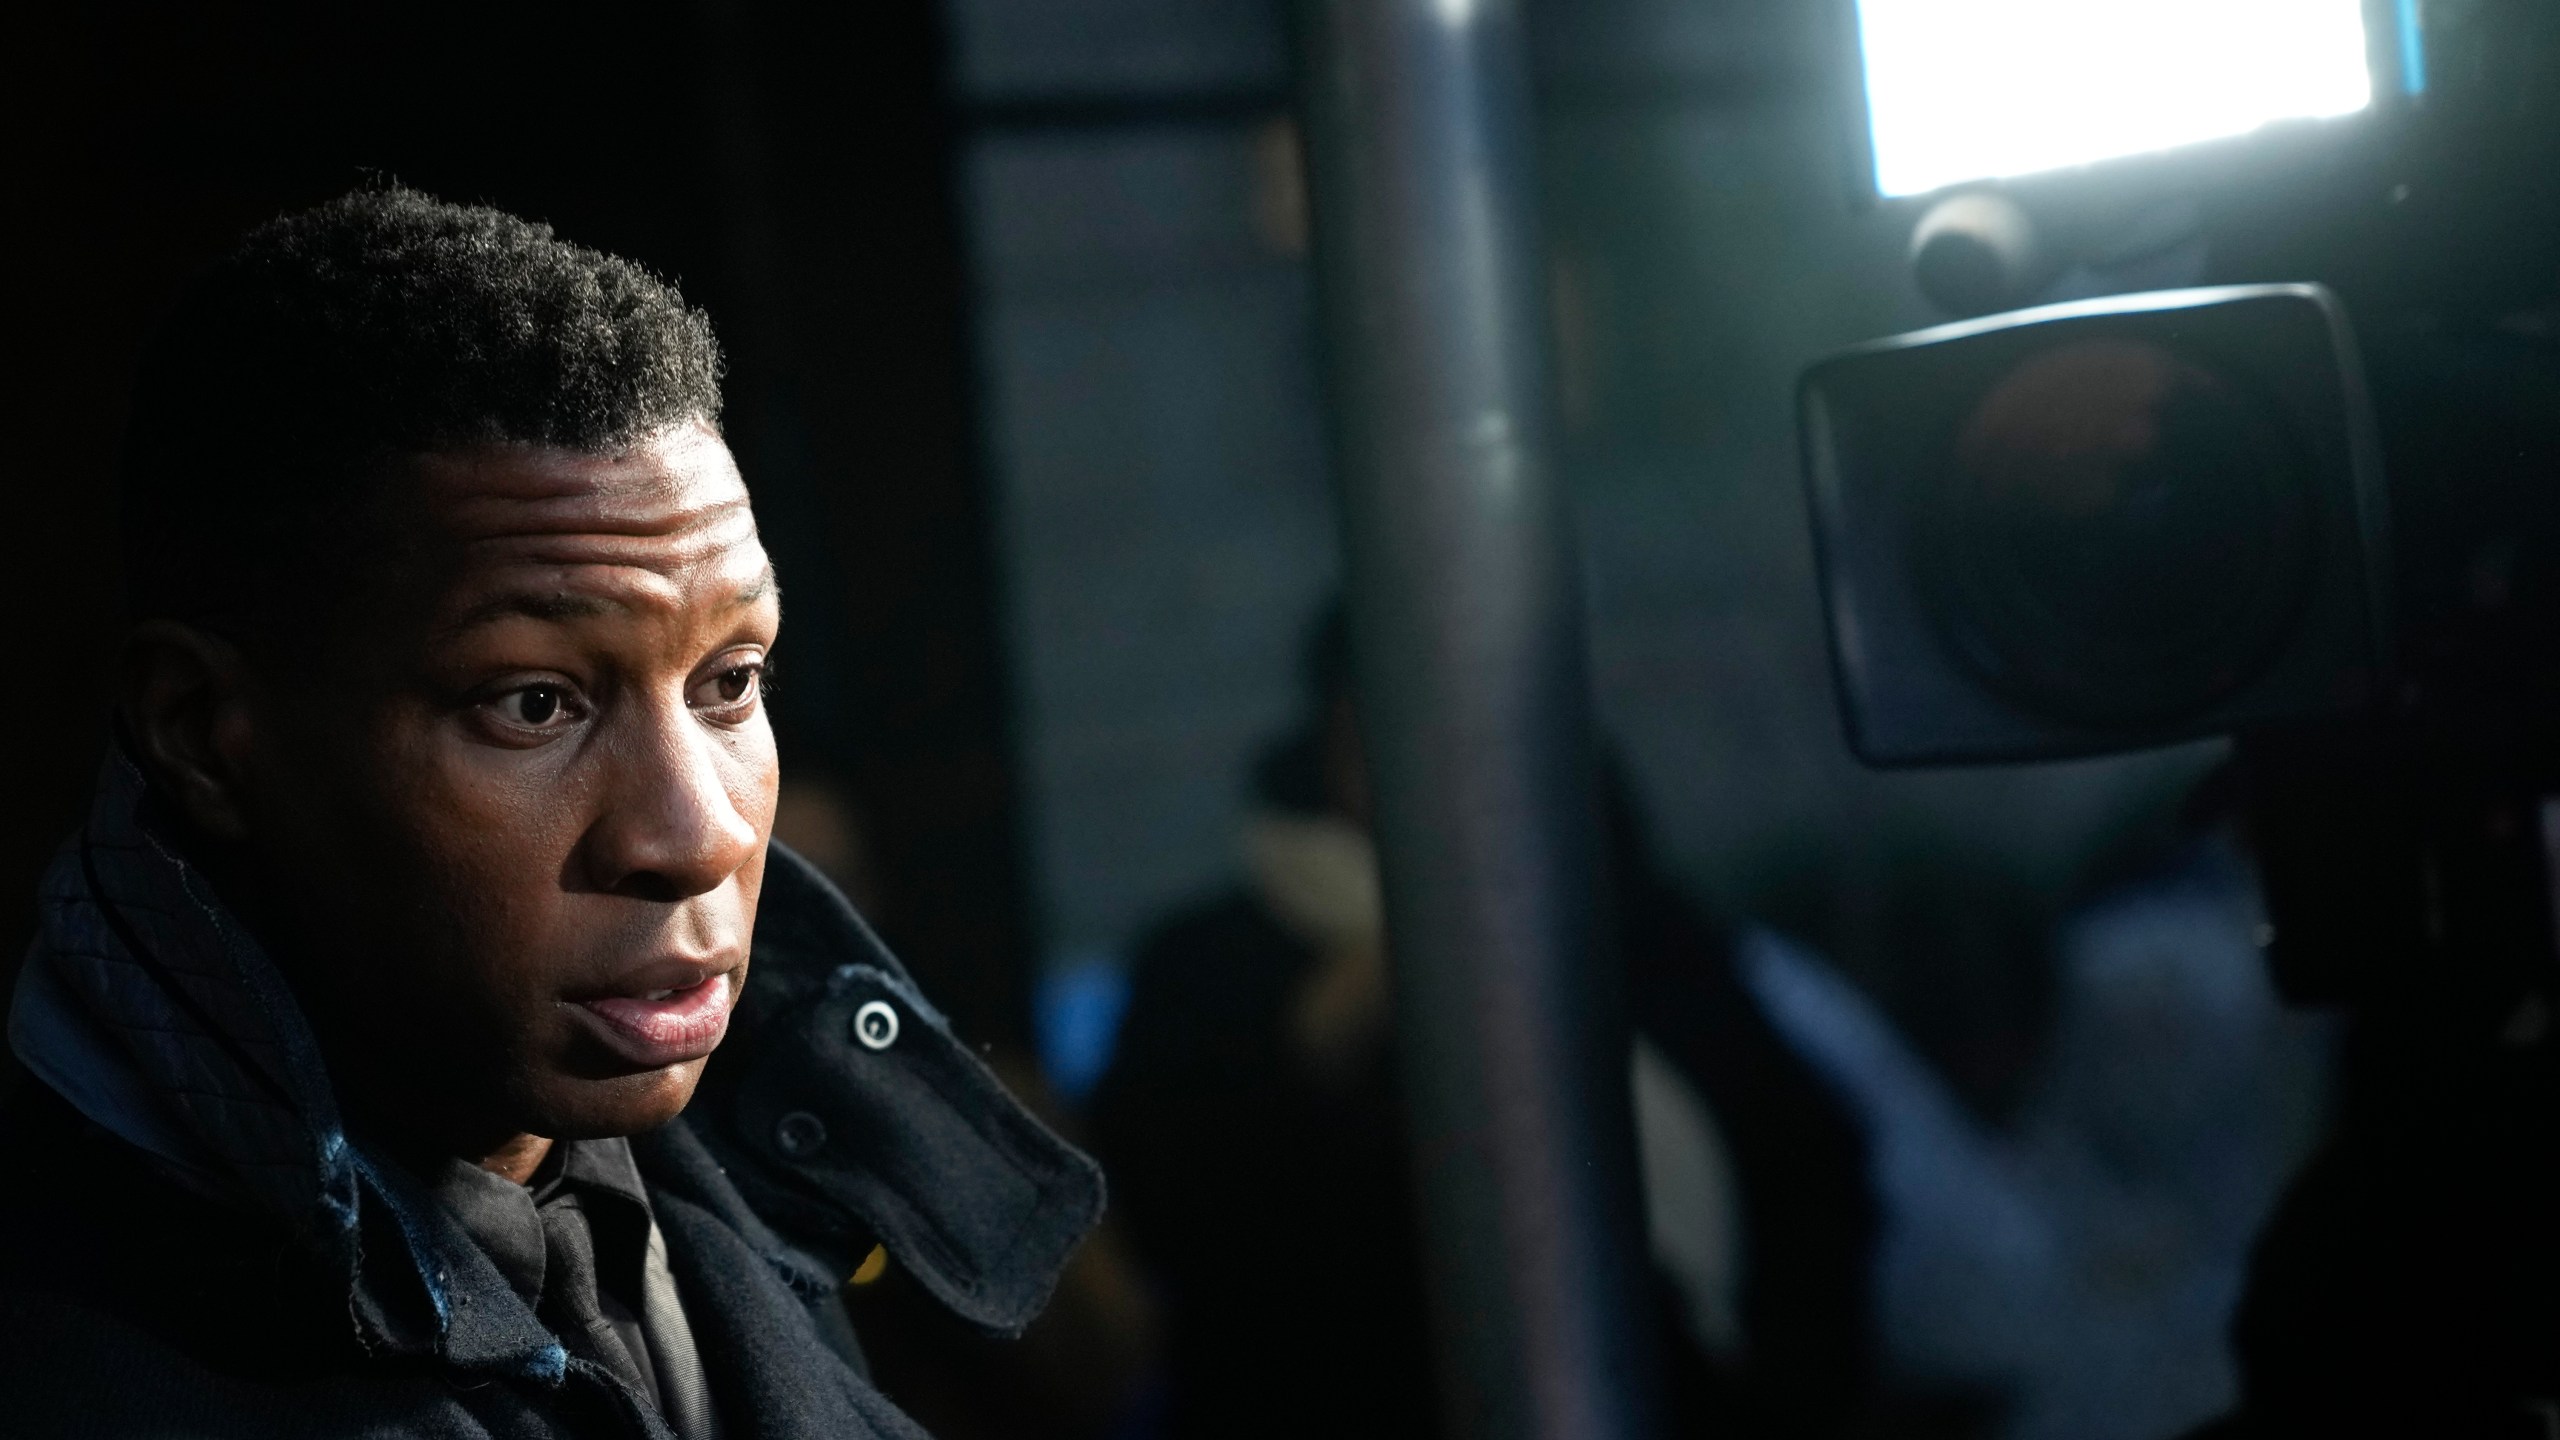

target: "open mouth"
[572,971,736,1068]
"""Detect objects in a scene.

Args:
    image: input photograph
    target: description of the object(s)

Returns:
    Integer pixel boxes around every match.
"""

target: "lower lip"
[573,973,736,1069]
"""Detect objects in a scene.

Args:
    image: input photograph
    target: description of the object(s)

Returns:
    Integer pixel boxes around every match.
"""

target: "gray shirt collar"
[422,1137,653,1307]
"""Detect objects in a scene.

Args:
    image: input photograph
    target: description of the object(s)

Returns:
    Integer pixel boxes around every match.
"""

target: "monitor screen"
[1855,0,2382,198]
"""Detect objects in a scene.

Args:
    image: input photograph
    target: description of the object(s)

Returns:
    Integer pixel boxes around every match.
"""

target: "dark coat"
[0,756,1103,1438]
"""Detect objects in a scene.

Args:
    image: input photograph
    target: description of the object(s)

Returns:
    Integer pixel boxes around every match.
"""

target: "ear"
[120,620,261,843]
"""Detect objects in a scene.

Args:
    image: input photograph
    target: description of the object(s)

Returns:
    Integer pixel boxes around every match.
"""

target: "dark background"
[2,5,2317,1438]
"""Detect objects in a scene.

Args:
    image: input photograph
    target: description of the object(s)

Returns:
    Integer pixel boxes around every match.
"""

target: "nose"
[579,694,765,902]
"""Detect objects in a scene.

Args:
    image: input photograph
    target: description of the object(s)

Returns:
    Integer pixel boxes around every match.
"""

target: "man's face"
[237,422,780,1151]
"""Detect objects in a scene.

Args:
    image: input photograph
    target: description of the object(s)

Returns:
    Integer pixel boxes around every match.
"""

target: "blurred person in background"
[1090,603,1882,1439]
[1748,781,2335,1440]
[2001,821,2331,1440]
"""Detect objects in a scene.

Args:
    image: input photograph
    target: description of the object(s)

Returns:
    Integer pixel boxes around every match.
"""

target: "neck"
[470,1132,555,1186]
[365,1115,557,1187]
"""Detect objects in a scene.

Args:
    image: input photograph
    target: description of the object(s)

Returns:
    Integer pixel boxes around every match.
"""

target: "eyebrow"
[441,565,781,636]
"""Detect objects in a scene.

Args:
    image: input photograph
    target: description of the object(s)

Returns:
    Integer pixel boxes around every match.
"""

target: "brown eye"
[496,684,579,730]
[690,663,764,717]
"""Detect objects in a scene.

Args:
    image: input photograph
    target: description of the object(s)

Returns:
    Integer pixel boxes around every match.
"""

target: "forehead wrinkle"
[435,549,773,641]
[435,570,673,640]
[443,590,616,635]
[467,489,767,591]
[445,488,756,545]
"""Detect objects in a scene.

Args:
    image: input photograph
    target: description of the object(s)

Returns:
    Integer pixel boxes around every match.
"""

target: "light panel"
[1857,0,2375,198]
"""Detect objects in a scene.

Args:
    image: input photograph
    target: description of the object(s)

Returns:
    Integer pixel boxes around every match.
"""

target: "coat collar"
[682,839,1106,1335]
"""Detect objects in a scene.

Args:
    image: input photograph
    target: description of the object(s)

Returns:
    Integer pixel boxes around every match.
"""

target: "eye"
[690,662,765,719]
[488,683,584,733]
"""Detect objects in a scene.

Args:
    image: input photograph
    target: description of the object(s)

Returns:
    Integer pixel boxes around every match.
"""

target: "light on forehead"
[403,424,753,527]
[438,560,776,639]
[1856,0,2375,198]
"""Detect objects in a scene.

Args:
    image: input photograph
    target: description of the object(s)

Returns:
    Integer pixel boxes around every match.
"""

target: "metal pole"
[1289,5,1662,1440]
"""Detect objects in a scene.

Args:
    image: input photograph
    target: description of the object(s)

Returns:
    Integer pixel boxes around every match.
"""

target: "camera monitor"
[1852,0,2404,197]
[1799,285,2389,765]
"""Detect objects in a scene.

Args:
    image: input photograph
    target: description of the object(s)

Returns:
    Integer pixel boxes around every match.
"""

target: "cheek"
[358,725,594,986]
[397,705,596,862]
[736,727,779,900]
[730,714,781,813]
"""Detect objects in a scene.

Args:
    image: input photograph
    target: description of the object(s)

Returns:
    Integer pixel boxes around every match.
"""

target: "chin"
[532,1059,707,1140]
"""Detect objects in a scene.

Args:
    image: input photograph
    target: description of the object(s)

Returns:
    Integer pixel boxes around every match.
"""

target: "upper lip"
[569,955,737,1003]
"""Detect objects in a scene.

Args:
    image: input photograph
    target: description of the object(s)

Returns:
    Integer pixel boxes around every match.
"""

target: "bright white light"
[1858,0,2374,198]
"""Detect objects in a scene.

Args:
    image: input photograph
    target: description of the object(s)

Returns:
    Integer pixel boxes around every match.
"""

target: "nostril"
[615,870,687,904]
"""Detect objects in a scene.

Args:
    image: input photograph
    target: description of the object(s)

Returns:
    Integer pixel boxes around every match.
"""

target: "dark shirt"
[425,1137,722,1440]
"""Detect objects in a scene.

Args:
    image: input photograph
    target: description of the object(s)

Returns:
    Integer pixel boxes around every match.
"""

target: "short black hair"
[120,185,725,626]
